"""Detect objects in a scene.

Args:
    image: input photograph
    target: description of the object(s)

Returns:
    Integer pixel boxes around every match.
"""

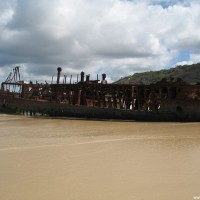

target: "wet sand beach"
[0,114,200,200]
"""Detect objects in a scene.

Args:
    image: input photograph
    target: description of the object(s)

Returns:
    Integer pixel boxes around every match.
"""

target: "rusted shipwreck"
[0,66,200,121]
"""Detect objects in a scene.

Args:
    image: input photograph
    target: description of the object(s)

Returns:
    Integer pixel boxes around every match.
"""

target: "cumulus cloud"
[0,0,200,83]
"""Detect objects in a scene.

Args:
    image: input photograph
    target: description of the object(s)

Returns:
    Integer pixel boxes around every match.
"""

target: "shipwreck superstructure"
[0,67,200,121]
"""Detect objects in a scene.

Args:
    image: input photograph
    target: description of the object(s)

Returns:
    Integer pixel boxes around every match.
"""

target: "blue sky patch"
[151,0,191,8]
[177,49,190,62]
[166,49,190,69]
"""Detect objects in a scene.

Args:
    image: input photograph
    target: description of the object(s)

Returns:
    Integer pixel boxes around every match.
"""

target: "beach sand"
[0,114,200,200]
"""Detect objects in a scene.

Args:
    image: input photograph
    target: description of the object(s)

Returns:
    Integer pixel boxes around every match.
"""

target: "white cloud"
[174,61,194,67]
[0,0,200,83]
[191,53,200,63]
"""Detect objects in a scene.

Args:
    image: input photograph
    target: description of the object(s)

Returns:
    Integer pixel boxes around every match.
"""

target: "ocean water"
[0,114,200,200]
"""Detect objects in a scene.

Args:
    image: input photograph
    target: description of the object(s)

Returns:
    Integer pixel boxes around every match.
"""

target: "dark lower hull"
[0,95,200,122]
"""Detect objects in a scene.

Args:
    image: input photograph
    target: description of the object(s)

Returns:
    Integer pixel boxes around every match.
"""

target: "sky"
[0,0,200,83]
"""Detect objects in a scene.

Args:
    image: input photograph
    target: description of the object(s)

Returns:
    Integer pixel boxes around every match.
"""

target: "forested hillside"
[115,63,200,85]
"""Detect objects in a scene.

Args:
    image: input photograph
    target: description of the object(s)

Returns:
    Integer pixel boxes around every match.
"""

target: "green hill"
[115,63,200,85]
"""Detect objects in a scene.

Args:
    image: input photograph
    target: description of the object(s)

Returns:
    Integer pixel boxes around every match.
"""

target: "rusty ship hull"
[0,93,199,122]
[1,67,200,121]
[1,95,200,122]
[1,84,200,122]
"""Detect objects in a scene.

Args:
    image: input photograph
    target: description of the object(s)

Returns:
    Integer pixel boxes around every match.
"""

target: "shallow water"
[0,114,200,200]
